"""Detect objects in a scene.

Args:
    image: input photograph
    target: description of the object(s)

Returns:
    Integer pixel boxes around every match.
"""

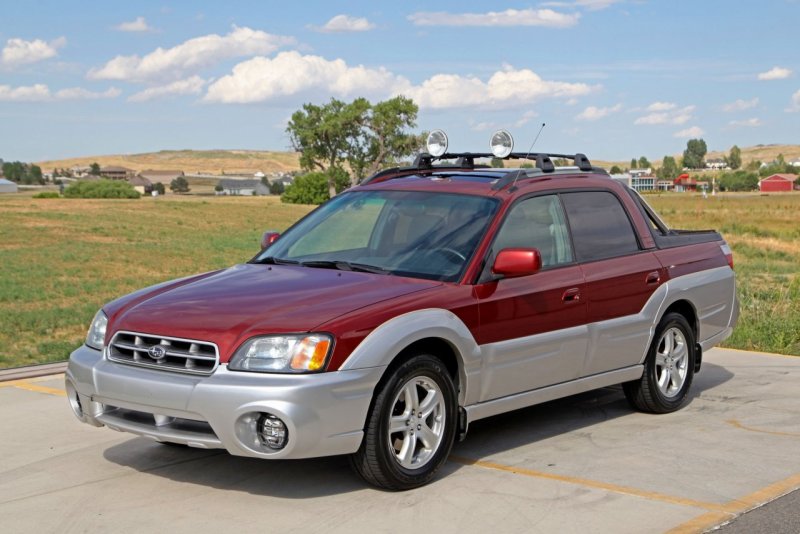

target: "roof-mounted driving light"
[426,129,448,157]
[490,130,514,158]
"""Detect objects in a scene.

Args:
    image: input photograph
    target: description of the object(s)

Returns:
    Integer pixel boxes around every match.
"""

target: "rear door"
[560,191,664,376]
[475,194,588,401]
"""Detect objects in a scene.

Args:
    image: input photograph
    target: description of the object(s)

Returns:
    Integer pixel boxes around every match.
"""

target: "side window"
[493,195,573,267]
[561,191,639,262]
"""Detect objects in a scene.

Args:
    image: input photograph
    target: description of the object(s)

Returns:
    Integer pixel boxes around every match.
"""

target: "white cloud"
[646,101,677,112]
[315,15,375,32]
[1,37,66,67]
[129,76,206,102]
[205,51,407,103]
[205,54,597,109]
[786,90,800,113]
[514,110,539,128]
[673,126,704,138]
[575,103,621,121]
[89,26,295,83]
[115,17,154,32]
[728,118,762,128]
[55,87,121,100]
[408,8,580,28]
[635,105,695,125]
[404,65,597,109]
[758,66,792,80]
[722,97,759,112]
[0,83,51,101]
[0,83,119,101]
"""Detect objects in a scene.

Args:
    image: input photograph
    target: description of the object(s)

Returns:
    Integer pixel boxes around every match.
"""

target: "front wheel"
[623,312,696,413]
[350,354,457,490]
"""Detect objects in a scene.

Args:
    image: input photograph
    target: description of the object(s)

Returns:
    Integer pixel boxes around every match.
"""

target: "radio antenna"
[523,122,546,161]
[510,122,546,190]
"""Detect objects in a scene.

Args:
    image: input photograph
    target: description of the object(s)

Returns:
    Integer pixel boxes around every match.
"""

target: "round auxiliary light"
[426,129,449,157]
[490,129,514,158]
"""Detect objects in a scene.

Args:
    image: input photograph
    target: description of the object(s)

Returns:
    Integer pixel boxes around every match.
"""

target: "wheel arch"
[661,299,699,340]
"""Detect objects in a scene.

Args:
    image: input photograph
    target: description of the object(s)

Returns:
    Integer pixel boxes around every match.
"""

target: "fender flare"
[338,308,482,406]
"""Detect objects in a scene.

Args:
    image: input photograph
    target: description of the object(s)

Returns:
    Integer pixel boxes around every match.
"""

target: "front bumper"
[66,344,384,459]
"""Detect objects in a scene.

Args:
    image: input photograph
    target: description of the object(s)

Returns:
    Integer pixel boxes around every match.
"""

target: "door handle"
[646,271,661,285]
[562,288,581,302]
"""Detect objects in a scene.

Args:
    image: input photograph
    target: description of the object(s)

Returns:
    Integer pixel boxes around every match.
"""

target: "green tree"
[153,182,165,195]
[281,169,350,205]
[490,157,505,168]
[269,181,285,195]
[64,179,140,198]
[637,156,651,169]
[214,184,224,193]
[682,139,707,169]
[726,145,742,170]
[170,176,190,193]
[89,162,101,176]
[630,158,637,170]
[287,96,422,197]
[657,156,679,181]
[609,165,623,174]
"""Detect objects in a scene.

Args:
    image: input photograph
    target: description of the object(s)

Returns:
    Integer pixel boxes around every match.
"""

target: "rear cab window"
[561,191,640,262]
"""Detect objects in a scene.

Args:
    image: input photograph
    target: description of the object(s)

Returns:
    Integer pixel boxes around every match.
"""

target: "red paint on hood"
[106,263,440,361]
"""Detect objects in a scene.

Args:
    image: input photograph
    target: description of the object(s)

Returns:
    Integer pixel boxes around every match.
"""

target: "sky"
[1,0,798,163]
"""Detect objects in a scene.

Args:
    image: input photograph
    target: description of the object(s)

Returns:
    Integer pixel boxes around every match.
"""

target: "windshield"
[256,190,499,282]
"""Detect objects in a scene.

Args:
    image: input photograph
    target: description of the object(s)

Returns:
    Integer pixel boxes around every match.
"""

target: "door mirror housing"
[492,248,542,278]
[260,231,281,250]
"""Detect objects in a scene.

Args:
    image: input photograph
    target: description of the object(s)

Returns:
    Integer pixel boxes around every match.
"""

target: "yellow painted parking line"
[449,455,727,512]
[667,472,800,533]
[4,380,66,397]
[727,418,800,438]
[0,374,65,387]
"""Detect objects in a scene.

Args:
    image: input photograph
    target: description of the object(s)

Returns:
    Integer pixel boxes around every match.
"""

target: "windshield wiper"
[254,256,299,265]
[300,260,390,275]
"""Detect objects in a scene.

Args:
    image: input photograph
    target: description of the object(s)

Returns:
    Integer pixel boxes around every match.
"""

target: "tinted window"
[561,191,639,262]
[493,195,573,267]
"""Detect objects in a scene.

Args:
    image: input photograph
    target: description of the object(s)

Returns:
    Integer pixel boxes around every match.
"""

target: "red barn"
[759,174,795,193]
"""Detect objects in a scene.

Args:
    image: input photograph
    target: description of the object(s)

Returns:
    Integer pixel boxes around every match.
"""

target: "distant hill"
[35,144,800,176]
[37,149,301,175]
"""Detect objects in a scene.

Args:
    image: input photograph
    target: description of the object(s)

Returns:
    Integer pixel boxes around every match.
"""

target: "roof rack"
[360,151,602,187]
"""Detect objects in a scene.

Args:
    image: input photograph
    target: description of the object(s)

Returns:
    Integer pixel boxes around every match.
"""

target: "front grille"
[108,331,219,375]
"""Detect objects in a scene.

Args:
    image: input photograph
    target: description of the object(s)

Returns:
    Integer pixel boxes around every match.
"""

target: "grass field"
[0,192,797,368]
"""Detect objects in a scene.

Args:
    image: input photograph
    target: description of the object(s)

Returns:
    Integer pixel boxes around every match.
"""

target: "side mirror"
[492,248,542,278]
[260,231,281,250]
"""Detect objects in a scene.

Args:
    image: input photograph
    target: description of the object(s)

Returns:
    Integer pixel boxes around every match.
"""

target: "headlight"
[85,310,108,351]
[228,334,332,373]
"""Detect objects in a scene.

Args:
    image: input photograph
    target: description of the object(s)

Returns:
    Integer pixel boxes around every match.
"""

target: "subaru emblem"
[148,345,167,360]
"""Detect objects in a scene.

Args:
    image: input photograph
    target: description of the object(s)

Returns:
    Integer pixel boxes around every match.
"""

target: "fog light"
[257,413,288,450]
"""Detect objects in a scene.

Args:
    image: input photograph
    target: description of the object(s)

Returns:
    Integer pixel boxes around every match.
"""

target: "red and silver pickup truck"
[67,130,738,490]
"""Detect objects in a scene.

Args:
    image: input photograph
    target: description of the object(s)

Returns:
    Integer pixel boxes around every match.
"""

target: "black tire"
[350,354,457,490]
[623,312,696,414]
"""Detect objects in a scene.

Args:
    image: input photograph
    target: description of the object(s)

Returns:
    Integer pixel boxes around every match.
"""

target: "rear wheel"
[350,354,457,490]
[624,312,695,413]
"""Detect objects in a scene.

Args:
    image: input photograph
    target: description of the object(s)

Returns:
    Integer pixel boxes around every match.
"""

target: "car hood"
[107,263,441,361]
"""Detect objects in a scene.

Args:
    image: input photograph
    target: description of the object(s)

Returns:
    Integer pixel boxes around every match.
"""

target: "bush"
[33,191,60,199]
[281,169,351,205]
[269,181,285,195]
[153,182,166,195]
[63,179,141,199]
[170,176,190,193]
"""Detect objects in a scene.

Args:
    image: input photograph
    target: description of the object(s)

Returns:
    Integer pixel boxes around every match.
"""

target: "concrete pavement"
[1,347,799,533]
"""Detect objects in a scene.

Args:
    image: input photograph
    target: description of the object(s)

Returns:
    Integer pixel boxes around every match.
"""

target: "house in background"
[218,179,270,196]
[705,158,728,170]
[759,174,795,192]
[100,166,136,180]
[137,169,184,183]
[789,158,800,168]
[0,178,18,193]
[673,174,708,192]
[70,165,91,178]
[128,175,153,195]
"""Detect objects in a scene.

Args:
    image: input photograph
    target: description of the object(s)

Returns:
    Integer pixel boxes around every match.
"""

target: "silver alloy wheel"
[388,376,446,470]
[654,327,688,398]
